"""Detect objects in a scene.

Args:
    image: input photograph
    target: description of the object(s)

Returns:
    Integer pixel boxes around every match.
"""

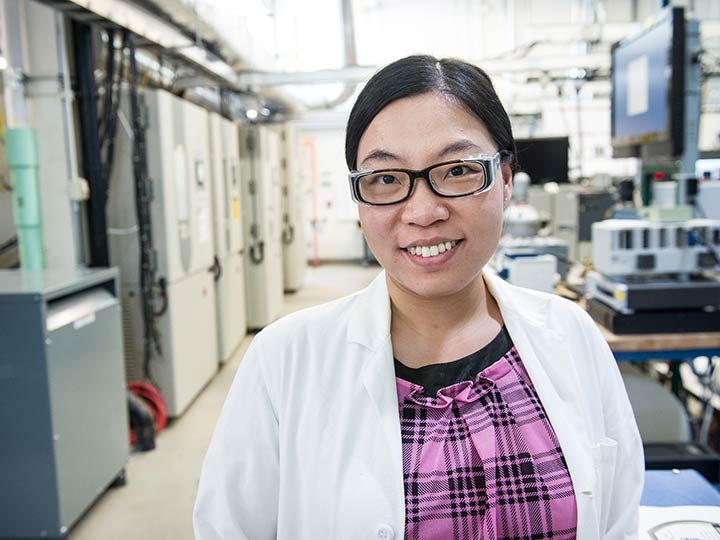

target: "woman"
[194,55,643,540]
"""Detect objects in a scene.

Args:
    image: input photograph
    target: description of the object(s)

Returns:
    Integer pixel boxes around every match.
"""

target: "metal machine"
[108,88,218,416]
[209,112,247,363]
[553,186,614,264]
[239,125,284,329]
[0,268,128,539]
[699,180,720,219]
[591,219,720,276]
[588,218,720,333]
[276,124,306,293]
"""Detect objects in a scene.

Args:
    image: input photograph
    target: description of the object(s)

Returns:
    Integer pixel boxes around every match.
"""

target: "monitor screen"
[610,7,684,157]
[514,137,569,184]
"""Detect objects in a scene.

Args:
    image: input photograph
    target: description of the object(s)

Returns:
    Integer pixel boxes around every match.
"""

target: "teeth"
[406,240,459,258]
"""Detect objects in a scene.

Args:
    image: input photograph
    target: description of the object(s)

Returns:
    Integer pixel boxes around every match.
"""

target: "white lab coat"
[194,270,644,540]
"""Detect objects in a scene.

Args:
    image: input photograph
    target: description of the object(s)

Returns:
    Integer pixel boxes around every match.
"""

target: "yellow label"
[232,199,239,221]
[614,290,626,301]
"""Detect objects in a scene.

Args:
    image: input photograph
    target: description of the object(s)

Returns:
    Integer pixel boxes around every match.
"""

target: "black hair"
[345,54,517,172]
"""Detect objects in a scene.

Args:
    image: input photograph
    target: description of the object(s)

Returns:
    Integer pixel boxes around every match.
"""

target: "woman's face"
[356,92,512,300]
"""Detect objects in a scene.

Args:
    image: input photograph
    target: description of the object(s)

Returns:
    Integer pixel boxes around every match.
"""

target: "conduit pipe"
[6,128,44,270]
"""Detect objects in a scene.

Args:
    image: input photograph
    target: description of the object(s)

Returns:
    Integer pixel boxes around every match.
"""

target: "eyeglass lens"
[358,161,488,204]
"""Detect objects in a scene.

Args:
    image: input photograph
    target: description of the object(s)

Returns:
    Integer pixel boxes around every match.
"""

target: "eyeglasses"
[348,151,509,206]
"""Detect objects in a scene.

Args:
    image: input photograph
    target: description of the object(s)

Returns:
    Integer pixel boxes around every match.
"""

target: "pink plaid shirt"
[395,344,577,540]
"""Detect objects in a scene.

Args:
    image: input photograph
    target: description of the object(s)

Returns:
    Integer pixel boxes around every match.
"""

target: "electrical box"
[0,267,128,539]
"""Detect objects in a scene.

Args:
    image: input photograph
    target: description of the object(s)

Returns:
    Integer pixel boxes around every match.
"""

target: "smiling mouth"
[405,240,461,258]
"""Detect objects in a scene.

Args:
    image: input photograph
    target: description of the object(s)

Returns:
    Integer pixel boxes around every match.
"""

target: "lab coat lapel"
[348,272,405,489]
[484,271,599,538]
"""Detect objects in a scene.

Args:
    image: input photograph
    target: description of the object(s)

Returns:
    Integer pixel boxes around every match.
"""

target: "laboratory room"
[3,0,720,538]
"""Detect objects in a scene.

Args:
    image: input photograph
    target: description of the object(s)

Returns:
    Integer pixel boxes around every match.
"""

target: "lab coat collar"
[347,268,551,350]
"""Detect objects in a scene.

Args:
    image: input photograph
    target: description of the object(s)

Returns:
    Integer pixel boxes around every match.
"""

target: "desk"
[642,469,720,505]
[599,327,720,362]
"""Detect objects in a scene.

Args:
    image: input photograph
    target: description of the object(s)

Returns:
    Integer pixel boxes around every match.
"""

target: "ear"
[501,163,513,208]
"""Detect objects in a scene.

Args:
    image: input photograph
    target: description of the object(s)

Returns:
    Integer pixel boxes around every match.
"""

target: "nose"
[400,176,450,226]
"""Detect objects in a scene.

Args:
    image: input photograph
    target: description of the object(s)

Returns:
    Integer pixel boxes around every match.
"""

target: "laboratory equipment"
[591,218,720,276]
[239,125,284,329]
[0,267,128,539]
[698,180,720,219]
[610,179,641,219]
[209,112,247,363]
[494,249,558,293]
[553,186,614,263]
[494,172,569,289]
[503,173,542,238]
[108,88,218,416]
[587,218,720,333]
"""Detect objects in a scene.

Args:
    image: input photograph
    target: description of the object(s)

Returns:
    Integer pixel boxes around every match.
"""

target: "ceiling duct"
[236,0,362,112]
[131,0,246,69]
[311,0,359,110]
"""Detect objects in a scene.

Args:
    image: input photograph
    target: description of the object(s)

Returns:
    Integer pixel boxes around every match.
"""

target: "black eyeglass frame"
[348,150,513,206]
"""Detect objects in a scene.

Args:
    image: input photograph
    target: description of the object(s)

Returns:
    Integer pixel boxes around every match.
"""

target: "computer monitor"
[611,7,685,159]
[514,136,570,184]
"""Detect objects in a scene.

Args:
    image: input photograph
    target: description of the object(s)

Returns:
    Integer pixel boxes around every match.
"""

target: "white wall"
[297,125,365,262]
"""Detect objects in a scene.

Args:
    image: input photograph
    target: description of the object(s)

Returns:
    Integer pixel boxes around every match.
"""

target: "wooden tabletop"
[597,324,720,353]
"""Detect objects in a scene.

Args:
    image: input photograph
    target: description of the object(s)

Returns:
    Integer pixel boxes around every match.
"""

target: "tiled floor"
[70,263,381,540]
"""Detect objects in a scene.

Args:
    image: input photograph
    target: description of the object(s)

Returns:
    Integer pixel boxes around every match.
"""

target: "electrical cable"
[127,30,163,383]
[99,30,128,202]
[0,235,17,253]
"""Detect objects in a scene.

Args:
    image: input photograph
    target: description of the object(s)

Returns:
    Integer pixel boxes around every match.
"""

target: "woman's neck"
[388,273,504,368]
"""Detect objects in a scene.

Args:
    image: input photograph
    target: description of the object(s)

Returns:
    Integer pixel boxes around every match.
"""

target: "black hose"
[127,31,162,381]
[127,391,156,452]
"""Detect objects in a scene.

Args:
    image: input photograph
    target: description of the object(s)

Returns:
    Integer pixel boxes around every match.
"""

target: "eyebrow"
[435,139,486,159]
[357,139,488,170]
[358,149,401,169]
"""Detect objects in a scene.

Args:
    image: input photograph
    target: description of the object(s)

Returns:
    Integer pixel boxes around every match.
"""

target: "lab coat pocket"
[590,437,618,535]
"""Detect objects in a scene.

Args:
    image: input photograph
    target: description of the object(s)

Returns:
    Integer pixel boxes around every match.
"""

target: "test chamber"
[108,88,218,416]
[239,125,284,329]
[209,112,247,363]
[276,124,306,293]
[0,268,128,539]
